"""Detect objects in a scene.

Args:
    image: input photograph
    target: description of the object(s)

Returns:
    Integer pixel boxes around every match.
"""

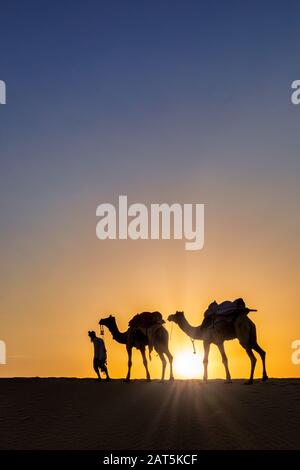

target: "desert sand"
[0,378,299,450]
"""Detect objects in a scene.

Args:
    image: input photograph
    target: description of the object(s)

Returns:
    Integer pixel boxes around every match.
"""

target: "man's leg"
[93,358,102,381]
[101,361,111,381]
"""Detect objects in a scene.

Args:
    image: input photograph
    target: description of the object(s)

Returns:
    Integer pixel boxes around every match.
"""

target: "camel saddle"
[201,298,257,329]
[129,311,165,354]
[129,311,165,329]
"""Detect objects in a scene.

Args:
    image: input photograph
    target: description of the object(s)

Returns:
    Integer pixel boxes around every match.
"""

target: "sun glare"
[173,349,203,379]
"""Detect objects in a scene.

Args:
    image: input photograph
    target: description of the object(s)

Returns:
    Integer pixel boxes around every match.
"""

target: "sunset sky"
[0,1,300,379]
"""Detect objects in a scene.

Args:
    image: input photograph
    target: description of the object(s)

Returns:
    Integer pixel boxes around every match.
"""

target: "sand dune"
[0,378,299,450]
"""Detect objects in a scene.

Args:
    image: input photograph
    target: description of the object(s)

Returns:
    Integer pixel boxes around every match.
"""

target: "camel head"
[167,311,184,324]
[99,315,116,328]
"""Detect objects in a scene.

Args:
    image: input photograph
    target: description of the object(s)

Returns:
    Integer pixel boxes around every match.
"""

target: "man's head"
[88,330,96,341]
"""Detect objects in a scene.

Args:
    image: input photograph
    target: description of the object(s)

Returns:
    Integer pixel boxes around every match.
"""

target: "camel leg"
[203,341,210,382]
[165,350,174,380]
[140,348,151,381]
[253,343,268,381]
[157,351,167,380]
[154,329,174,380]
[217,343,232,383]
[244,347,257,384]
[125,346,133,382]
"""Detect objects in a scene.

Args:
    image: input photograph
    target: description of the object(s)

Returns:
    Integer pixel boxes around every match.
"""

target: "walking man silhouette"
[88,330,110,381]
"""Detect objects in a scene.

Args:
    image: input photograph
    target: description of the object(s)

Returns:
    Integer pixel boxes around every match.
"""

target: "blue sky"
[1,1,299,181]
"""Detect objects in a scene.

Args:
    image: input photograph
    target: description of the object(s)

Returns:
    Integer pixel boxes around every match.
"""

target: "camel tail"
[148,347,152,361]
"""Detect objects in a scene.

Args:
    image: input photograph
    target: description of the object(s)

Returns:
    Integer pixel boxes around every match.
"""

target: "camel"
[99,315,174,381]
[168,311,268,384]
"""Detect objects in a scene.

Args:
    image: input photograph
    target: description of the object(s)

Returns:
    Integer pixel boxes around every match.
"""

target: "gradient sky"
[1,0,300,378]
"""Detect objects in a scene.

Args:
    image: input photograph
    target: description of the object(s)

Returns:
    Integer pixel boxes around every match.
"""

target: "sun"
[173,349,203,379]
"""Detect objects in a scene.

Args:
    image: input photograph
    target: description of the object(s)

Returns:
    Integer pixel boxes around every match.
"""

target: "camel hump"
[129,311,165,329]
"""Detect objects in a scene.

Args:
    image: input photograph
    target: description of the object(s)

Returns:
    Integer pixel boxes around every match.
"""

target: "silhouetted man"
[88,330,110,381]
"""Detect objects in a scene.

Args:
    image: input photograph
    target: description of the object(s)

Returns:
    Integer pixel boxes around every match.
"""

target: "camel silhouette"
[168,311,268,384]
[99,315,174,381]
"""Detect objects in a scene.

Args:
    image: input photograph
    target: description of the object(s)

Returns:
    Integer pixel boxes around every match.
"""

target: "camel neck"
[107,322,128,344]
[178,315,202,340]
